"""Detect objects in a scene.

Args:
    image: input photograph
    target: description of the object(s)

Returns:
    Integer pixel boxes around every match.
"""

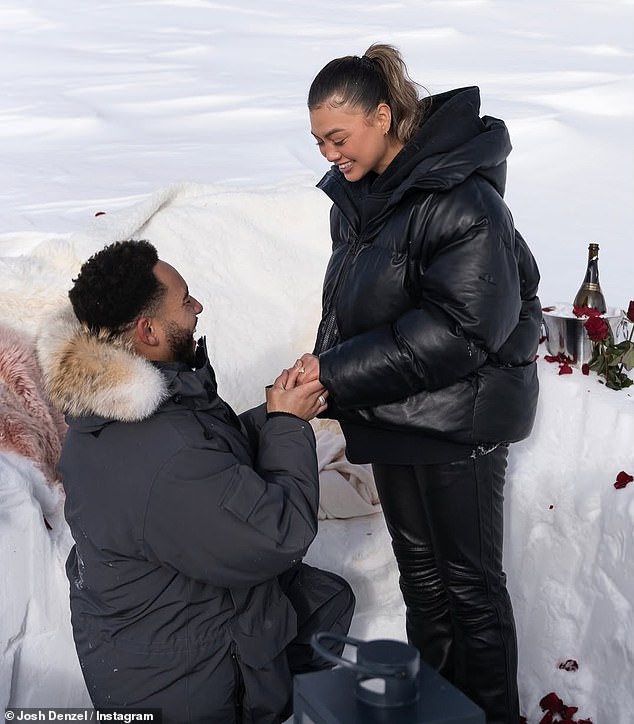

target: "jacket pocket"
[230,581,297,669]
[473,362,538,443]
[219,468,266,523]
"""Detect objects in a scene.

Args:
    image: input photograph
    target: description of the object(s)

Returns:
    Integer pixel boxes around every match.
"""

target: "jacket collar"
[317,86,511,234]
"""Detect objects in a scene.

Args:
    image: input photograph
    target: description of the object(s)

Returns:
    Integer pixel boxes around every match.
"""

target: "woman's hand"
[266,364,328,421]
[294,353,320,385]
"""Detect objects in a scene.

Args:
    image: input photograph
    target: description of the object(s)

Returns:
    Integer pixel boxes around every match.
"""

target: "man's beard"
[165,321,197,367]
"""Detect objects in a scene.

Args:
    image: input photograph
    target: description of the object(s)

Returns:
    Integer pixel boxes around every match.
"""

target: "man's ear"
[135,316,160,348]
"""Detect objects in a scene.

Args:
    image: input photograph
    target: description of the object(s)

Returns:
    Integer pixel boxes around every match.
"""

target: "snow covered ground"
[1,1,633,721]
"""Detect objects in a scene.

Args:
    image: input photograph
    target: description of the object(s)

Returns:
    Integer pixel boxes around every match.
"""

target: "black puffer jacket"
[314,86,541,459]
[36,306,328,723]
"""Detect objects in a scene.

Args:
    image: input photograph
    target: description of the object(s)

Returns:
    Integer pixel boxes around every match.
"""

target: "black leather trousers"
[372,445,520,724]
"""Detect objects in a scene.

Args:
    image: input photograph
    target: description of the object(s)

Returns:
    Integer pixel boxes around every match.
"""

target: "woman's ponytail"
[363,44,428,144]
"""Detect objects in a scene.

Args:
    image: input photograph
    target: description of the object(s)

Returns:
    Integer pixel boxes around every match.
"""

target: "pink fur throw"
[0,323,67,486]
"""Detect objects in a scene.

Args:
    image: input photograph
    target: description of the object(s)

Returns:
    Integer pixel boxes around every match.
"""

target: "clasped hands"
[265,353,325,421]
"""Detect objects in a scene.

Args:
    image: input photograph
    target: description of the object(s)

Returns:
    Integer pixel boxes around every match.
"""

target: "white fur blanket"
[0,451,91,709]
[0,182,380,520]
[0,324,67,486]
[313,420,380,519]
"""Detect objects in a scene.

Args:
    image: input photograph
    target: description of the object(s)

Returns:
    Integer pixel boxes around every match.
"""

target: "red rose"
[614,471,633,489]
[583,315,610,342]
[627,300,634,323]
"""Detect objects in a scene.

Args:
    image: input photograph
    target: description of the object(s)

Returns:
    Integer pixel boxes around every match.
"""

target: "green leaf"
[604,369,633,390]
[620,344,634,371]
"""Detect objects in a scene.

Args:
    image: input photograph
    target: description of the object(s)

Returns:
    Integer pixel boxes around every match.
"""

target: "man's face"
[152,260,203,365]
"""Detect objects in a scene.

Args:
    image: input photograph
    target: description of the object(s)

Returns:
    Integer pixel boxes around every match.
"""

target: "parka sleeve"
[319,188,523,409]
[142,414,319,588]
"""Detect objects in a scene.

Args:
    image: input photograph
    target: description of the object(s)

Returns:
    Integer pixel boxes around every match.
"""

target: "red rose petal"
[558,659,579,671]
[581,363,590,375]
[626,300,634,323]
[537,691,591,722]
[559,363,573,375]
[94,211,106,216]
[540,692,564,713]
[545,353,573,365]
[573,305,603,318]
[614,470,633,489]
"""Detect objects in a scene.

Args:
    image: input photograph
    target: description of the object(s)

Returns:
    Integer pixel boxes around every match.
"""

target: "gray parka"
[37,306,348,723]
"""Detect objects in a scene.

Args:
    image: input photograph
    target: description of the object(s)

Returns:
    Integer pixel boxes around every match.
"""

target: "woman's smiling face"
[310,101,401,182]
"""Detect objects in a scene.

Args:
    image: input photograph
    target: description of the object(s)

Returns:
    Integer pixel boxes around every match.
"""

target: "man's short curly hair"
[69,239,165,333]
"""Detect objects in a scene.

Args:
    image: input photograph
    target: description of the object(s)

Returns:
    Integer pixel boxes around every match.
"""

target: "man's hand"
[266,363,328,420]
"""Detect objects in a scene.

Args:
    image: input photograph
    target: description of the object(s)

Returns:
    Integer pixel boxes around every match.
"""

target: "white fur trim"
[36,304,169,422]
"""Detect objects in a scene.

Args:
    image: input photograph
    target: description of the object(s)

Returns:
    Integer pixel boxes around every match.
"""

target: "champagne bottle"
[573,242,607,313]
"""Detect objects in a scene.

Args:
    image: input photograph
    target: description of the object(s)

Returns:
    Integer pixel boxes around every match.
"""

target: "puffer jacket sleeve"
[319,184,524,408]
[142,414,319,588]
[489,229,542,365]
[238,402,268,451]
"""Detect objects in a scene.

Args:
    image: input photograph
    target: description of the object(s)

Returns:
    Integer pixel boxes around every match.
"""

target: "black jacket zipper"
[315,234,366,354]
[231,642,245,722]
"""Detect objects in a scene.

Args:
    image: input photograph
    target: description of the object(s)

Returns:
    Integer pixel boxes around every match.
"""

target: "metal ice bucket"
[542,303,625,366]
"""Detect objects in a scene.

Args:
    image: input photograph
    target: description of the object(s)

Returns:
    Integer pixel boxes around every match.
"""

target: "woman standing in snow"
[295,43,541,723]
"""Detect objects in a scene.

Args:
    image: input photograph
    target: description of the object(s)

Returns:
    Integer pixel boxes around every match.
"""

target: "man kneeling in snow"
[36,239,354,723]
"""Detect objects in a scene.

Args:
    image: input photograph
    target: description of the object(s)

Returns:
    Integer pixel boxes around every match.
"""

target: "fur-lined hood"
[36,304,170,423]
